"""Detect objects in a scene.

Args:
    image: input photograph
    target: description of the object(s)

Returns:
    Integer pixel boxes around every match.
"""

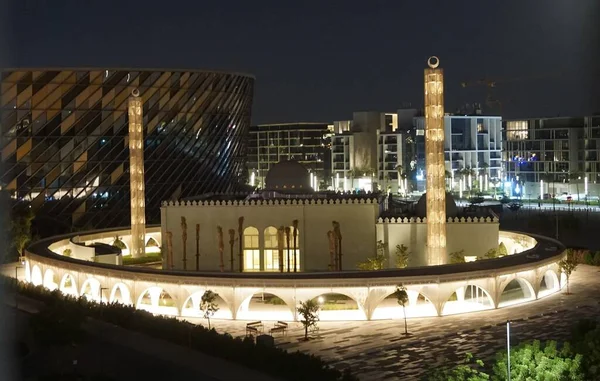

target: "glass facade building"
[1,69,254,230]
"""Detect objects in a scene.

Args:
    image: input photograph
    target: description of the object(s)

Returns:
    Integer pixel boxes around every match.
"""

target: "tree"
[492,340,584,381]
[200,290,219,330]
[166,231,174,269]
[181,217,188,270]
[237,217,244,273]
[292,219,299,272]
[284,227,291,272]
[112,235,126,250]
[332,221,343,270]
[558,249,579,294]
[228,229,236,271]
[297,299,320,341]
[277,226,285,272]
[393,285,409,335]
[395,244,410,268]
[571,320,600,379]
[357,254,386,270]
[9,204,34,261]
[568,171,584,201]
[427,353,489,381]
[327,231,335,270]
[449,249,466,264]
[498,242,508,257]
[195,224,200,271]
[217,226,224,272]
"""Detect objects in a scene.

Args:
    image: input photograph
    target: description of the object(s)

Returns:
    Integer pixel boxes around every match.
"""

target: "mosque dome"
[415,192,459,218]
[265,160,311,192]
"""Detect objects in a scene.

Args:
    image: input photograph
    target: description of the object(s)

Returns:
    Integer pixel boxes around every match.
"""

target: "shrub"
[62,248,72,257]
[497,242,508,257]
[395,244,410,268]
[593,251,600,266]
[449,250,465,264]
[10,280,355,381]
[583,251,594,265]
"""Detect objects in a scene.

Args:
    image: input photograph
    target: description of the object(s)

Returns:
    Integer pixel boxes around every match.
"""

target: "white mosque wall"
[376,217,500,267]
[161,199,379,271]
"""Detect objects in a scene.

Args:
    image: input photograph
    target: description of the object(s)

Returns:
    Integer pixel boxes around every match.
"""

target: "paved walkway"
[186,265,600,380]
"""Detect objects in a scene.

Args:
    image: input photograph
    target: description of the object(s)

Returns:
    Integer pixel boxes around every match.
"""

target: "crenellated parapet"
[377,216,499,224]
[162,198,379,207]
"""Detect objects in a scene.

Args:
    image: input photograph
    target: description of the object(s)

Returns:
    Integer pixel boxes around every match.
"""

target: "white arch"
[308,291,365,321]
[181,289,232,319]
[441,285,495,316]
[136,286,178,316]
[498,277,536,307]
[80,278,101,302]
[237,291,294,321]
[59,273,78,297]
[24,260,31,283]
[371,289,437,320]
[30,265,43,286]
[109,283,132,305]
[43,269,58,291]
[538,269,560,298]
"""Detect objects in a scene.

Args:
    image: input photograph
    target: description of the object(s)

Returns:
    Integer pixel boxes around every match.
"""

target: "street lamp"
[507,320,511,381]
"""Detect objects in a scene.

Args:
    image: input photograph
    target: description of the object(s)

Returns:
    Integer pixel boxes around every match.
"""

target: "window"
[243,227,260,271]
[506,121,528,140]
[263,227,279,271]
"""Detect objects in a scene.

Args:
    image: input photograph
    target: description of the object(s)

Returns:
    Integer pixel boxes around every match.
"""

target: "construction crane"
[460,71,564,114]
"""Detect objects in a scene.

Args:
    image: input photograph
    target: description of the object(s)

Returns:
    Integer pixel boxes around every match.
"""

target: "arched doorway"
[499,278,535,307]
[59,273,78,296]
[442,285,494,315]
[43,269,58,291]
[311,293,364,321]
[237,292,293,321]
[137,287,178,316]
[109,283,132,305]
[538,270,560,298]
[30,265,43,286]
[80,278,101,302]
[181,291,232,319]
[263,227,280,271]
[371,290,437,320]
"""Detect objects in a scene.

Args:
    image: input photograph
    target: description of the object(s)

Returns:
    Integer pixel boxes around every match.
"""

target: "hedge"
[9,280,356,381]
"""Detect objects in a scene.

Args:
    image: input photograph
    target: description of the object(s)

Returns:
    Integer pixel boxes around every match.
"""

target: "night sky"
[5,0,600,124]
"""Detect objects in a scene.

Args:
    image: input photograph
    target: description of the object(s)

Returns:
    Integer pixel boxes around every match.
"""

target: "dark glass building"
[1,69,254,231]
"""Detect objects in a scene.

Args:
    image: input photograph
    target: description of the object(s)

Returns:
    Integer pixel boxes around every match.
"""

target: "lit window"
[243,227,260,271]
[506,121,528,140]
[263,227,279,271]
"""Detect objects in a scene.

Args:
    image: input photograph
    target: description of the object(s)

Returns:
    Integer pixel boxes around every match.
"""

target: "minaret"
[424,57,447,265]
[128,89,146,258]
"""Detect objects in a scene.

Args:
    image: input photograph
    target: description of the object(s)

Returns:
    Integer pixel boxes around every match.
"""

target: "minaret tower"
[424,57,447,265]
[128,88,146,258]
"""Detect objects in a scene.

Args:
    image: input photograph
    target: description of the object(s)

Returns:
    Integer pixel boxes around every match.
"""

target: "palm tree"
[327,231,335,270]
[568,171,584,201]
[217,226,224,272]
[292,219,299,272]
[228,229,236,271]
[166,231,174,270]
[332,221,342,270]
[277,226,285,272]
[181,217,188,270]
[195,224,200,271]
[237,217,244,272]
[284,227,291,272]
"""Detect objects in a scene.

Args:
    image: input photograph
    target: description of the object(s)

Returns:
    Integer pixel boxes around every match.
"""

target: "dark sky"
[6,0,600,124]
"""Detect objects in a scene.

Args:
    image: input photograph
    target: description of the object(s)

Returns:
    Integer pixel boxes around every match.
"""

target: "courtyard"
[183,265,600,380]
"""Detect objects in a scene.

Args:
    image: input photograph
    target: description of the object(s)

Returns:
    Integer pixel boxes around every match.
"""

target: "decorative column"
[128,89,146,258]
[424,56,447,265]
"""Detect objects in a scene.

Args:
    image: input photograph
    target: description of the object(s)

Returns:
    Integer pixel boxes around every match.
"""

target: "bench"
[246,321,263,336]
[269,321,289,336]
[246,325,259,336]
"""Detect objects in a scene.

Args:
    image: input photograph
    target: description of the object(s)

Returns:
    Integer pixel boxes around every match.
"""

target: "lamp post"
[507,320,511,381]
[15,257,25,310]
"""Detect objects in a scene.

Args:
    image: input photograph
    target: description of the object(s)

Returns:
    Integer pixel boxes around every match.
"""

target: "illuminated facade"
[0,69,254,230]
[424,57,446,265]
[127,90,145,257]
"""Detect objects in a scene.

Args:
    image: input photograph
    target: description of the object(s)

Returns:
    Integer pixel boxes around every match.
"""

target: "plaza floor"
[183,265,600,380]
